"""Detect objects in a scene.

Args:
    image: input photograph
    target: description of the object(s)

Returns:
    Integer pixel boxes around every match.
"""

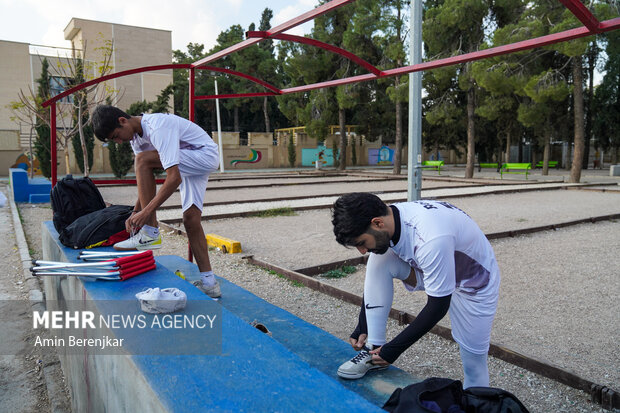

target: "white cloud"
[2,0,315,53]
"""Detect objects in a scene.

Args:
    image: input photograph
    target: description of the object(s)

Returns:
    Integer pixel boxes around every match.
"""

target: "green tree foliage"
[348,0,409,174]
[287,136,296,167]
[424,0,489,177]
[471,0,526,165]
[107,141,134,178]
[34,58,52,178]
[592,30,620,162]
[127,84,175,115]
[71,57,95,174]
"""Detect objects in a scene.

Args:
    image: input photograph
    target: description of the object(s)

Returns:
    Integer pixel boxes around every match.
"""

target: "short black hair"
[332,192,389,246]
[91,105,131,142]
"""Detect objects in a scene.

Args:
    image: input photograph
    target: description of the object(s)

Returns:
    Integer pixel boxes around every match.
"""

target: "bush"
[108,141,134,178]
[332,140,339,168]
[287,136,296,167]
[34,121,51,178]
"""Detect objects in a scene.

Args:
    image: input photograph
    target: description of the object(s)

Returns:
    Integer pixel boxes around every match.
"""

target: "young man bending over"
[92,105,221,298]
[331,192,500,388]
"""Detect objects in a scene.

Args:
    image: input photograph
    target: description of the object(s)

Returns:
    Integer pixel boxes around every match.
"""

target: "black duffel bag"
[383,377,529,413]
[59,205,133,249]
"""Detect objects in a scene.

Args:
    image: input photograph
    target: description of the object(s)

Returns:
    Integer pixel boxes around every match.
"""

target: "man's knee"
[135,151,162,171]
[182,207,202,228]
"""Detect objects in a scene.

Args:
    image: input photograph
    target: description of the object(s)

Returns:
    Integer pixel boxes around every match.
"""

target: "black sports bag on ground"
[51,175,106,233]
[383,377,529,413]
[59,205,133,249]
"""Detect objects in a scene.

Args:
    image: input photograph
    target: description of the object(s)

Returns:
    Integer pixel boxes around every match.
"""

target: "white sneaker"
[114,228,162,251]
[192,279,222,299]
[135,287,187,314]
[337,348,388,379]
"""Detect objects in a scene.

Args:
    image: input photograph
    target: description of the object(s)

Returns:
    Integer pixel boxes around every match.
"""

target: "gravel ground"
[16,175,620,412]
[98,177,474,208]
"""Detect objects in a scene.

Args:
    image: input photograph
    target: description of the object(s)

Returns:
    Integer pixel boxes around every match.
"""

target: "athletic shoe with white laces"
[113,228,162,251]
[337,347,388,379]
[192,279,222,299]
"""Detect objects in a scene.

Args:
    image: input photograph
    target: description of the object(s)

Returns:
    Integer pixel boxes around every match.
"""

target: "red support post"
[189,67,195,122]
[50,104,57,187]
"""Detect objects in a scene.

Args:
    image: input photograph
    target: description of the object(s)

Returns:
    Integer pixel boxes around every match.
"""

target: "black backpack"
[383,377,529,413]
[51,175,106,233]
[59,205,133,249]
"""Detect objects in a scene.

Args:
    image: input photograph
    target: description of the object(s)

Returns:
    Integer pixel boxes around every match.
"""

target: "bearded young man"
[331,192,500,388]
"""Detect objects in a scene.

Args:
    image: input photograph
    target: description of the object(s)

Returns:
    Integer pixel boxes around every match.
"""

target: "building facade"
[0,18,172,176]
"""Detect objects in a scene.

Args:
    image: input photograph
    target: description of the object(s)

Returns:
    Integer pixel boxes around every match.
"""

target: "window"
[50,76,72,103]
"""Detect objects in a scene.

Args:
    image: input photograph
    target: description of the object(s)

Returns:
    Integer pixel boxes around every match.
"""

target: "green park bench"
[422,160,444,174]
[500,163,531,179]
[535,160,558,168]
[478,163,499,172]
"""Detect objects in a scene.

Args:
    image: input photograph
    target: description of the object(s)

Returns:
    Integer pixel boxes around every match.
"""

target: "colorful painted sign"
[368,146,394,165]
[301,146,335,167]
[223,148,268,169]
[230,148,262,167]
[11,152,41,175]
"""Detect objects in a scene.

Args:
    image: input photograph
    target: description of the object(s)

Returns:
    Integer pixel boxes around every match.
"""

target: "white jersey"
[390,200,500,304]
[130,113,218,170]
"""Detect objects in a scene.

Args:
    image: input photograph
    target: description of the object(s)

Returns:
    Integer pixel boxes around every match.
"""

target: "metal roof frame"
[42,0,619,186]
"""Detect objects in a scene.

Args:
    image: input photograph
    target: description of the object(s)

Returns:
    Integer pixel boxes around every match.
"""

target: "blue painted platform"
[10,168,51,203]
[41,221,418,412]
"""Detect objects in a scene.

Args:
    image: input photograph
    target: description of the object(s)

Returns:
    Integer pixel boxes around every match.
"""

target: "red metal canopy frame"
[42,0,620,187]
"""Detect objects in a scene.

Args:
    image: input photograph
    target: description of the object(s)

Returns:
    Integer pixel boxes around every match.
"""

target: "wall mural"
[229,148,262,167]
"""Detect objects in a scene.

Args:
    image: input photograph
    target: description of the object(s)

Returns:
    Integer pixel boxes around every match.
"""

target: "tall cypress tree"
[34,58,52,178]
[71,57,94,174]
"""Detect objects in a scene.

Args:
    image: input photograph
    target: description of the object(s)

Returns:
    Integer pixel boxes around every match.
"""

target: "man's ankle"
[142,225,160,238]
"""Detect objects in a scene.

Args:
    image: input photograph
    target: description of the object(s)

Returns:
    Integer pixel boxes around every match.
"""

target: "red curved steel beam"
[42,64,191,107]
[559,0,601,33]
[281,16,620,94]
[246,31,383,76]
[191,0,356,68]
[197,65,281,93]
[195,92,279,100]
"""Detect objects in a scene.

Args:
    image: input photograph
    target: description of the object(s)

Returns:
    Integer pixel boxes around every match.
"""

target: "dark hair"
[332,192,389,246]
[91,105,131,142]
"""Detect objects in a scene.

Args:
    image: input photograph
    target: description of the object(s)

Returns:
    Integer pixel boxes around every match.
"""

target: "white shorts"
[177,148,219,212]
[364,249,499,354]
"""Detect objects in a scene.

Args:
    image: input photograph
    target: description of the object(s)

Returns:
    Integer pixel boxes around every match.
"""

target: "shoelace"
[350,350,371,364]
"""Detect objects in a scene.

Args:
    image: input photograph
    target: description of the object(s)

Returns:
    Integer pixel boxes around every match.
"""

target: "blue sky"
[0,0,315,53]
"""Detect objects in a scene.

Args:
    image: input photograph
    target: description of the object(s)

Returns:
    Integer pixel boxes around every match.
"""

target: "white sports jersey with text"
[391,200,500,304]
[130,113,218,170]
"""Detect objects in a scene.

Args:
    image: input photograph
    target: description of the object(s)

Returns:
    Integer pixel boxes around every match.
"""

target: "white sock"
[142,225,159,238]
[200,271,216,287]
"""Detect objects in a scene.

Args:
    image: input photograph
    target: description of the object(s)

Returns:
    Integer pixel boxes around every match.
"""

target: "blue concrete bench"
[41,221,418,412]
[10,168,51,203]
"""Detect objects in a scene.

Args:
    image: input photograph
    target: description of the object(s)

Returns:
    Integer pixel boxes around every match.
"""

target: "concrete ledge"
[610,165,620,177]
[41,221,388,412]
[29,193,51,203]
[10,168,51,203]
[158,256,419,407]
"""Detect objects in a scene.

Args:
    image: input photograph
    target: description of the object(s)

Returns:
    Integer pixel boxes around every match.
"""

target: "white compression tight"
[364,250,414,346]
[364,250,490,388]
[460,346,489,388]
